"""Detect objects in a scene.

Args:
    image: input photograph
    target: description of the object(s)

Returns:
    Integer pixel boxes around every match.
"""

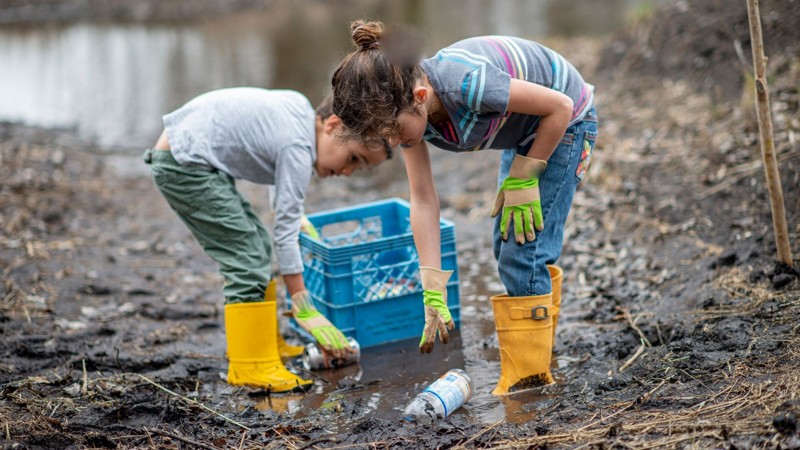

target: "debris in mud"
[1,0,800,448]
[508,373,552,393]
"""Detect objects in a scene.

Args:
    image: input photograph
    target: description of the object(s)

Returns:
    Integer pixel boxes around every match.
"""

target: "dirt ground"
[2,0,800,448]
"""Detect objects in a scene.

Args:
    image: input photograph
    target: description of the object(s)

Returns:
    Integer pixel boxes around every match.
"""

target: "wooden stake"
[746,0,793,267]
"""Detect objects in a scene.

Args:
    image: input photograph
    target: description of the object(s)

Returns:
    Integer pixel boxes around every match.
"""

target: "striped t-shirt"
[419,36,593,152]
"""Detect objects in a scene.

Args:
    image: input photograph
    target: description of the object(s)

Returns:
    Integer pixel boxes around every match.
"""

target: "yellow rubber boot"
[491,292,559,395]
[264,280,304,359]
[224,301,312,392]
[547,265,563,342]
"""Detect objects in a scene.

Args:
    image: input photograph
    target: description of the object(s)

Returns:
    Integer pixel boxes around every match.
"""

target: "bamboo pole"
[745,0,793,267]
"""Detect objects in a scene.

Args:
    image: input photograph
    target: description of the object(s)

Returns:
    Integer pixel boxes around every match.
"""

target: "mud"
[3,0,800,448]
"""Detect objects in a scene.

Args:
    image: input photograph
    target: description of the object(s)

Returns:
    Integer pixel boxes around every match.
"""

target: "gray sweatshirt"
[163,88,316,275]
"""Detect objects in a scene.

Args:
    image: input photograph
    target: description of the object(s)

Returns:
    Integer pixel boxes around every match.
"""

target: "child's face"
[391,108,428,149]
[316,116,388,178]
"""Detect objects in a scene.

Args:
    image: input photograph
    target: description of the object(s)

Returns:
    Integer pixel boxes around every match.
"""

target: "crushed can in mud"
[403,369,474,422]
[302,337,360,370]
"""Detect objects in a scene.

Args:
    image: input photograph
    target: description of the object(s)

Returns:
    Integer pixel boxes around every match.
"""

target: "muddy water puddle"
[103,157,578,427]
[249,246,567,427]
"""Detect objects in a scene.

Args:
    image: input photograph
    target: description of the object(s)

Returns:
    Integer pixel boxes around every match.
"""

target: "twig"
[293,366,331,385]
[576,401,634,432]
[81,359,88,396]
[622,308,651,347]
[5,422,10,440]
[676,368,715,394]
[297,436,340,450]
[137,374,250,430]
[640,379,666,404]
[237,429,247,450]
[145,427,217,450]
[619,342,646,373]
[746,0,793,266]
[454,419,503,449]
[144,427,155,447]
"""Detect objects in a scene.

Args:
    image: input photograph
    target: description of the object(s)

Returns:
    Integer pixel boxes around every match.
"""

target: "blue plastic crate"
[290,198,460,348]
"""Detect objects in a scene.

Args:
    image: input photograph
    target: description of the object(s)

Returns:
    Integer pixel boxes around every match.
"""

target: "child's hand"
[491,155,547,245]
[291,291,353,358]
[418,267,455,353]
[299,215,320,241]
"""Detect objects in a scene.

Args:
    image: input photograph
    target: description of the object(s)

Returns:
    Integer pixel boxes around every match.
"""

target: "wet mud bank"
[3,0,800,448]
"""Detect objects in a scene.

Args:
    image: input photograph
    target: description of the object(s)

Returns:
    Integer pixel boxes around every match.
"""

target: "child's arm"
[490,79,574,244]
[274,147,353,357]
[403,142,440,268]
[283,273,305,295]
[506,78,573,162]
[403,142,455,354]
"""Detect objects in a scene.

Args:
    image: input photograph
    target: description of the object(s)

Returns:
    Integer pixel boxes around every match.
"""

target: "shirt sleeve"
[272,144,313,275]
[459,63,511,115]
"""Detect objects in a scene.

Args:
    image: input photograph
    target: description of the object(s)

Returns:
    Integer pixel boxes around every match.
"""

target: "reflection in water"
[0,0,643,150]
[0,21,273,149]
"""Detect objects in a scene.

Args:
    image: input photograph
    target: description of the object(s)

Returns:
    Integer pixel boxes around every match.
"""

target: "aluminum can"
[302,337,360,370]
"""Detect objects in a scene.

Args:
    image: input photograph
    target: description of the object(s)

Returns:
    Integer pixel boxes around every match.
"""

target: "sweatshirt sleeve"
[272,143,313,275]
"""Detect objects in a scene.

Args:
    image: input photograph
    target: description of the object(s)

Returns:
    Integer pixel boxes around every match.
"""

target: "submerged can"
[302,337,360,370]
[404,369,474,422]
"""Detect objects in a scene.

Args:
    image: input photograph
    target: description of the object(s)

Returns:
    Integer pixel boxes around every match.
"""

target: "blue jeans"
[493,106,598,297]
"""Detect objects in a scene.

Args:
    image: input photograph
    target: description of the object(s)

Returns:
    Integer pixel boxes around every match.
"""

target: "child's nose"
[388,137,401,148]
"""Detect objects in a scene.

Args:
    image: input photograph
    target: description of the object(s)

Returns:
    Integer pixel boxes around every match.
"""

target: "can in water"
[302,337,360,370]
[403,369,474,422]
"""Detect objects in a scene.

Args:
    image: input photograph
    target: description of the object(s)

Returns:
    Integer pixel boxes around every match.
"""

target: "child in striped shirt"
[331,21,598,395]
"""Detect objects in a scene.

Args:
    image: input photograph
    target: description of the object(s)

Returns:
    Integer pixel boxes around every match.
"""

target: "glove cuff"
[420,267,453,292]
[290,290,317,314]
[509,155,547,180]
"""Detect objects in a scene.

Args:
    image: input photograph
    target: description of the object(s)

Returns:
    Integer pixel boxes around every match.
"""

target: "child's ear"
[412,86,428,105]
[323,115,342,134]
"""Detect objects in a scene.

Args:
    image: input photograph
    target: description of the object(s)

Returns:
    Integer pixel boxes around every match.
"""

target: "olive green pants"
[143,149,272,303]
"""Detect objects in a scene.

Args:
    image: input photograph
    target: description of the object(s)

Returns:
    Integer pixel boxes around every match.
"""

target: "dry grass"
[462,265,800,449]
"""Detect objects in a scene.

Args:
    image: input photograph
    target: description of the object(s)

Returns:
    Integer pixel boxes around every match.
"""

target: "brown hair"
[315,94,335,120]
[331,20,423,140]
[316,93,394,160]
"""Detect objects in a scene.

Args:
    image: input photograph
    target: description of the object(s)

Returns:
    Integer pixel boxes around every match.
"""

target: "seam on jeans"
[526,236,543,294]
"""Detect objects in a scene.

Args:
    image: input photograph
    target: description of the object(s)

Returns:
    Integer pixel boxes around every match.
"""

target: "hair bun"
[351,20,383,51]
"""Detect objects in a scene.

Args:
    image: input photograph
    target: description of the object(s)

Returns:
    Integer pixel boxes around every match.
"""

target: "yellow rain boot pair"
[491,291,559,396]
[224,298,312,392]
[264,280,304,359]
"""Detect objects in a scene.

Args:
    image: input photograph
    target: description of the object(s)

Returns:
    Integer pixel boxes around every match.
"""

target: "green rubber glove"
[490,155,547,245]
[419,267,455,354]
[300,215,320,241]
[291,290,352,358]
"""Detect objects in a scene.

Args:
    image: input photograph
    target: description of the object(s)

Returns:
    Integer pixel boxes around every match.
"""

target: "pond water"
[0,0,647,150]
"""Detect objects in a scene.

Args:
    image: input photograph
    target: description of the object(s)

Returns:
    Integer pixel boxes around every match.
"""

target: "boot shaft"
[491,292,557,395]
[225,301,278,363]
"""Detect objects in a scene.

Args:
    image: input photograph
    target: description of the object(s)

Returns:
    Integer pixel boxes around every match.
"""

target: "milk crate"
[290,198,460,348]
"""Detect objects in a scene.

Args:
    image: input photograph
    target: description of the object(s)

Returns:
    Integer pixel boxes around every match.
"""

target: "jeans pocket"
[576,130,597,182]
